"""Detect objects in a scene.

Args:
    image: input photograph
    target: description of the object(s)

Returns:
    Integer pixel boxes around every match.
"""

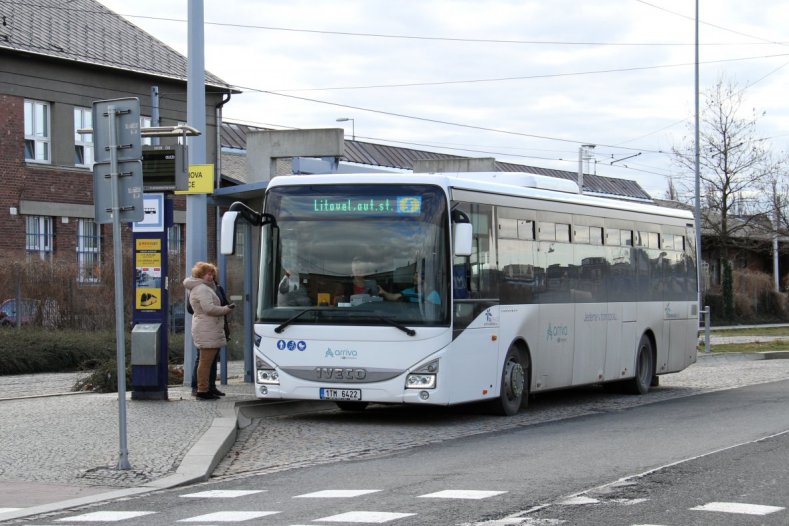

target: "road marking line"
[56,511,156,522]
[691,502,784,515]
[295,489,382,498]
[419,490,507,499]
[180,489,265,498]
[557,496,599,505]
[316,511,417,523]
[178,511,279,521]
[0,508,22,513]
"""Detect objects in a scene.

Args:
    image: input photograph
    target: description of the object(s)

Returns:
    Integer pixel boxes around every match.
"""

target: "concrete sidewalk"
[0,362,257,522]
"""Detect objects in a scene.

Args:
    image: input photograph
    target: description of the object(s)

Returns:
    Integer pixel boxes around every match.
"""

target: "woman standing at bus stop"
[183,262,235,400]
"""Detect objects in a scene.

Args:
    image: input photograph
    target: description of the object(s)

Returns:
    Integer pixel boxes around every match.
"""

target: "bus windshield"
[258,183,450,327]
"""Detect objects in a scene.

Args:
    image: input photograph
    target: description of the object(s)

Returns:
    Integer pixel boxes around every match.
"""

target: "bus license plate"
[320,388,362,401]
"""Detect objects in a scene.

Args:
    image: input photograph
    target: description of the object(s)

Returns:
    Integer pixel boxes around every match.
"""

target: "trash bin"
[131,323,161,366]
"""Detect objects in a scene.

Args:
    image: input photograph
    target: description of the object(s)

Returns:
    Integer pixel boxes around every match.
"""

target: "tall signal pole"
[184,0,207,385]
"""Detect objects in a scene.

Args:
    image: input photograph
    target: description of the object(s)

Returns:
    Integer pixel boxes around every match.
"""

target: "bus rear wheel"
[626,335,654,395]
[490,347,528,416]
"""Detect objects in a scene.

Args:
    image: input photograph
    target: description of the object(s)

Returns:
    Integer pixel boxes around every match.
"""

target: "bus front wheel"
[490,347,528,416]
[627,335,654,395]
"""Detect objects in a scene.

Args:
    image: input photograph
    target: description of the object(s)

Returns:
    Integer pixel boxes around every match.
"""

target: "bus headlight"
[406,373,436,389]
[256,356,280,385]
[406,359,439,389]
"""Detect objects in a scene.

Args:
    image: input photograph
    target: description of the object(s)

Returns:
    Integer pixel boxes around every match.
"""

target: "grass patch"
[0,327,185,376]
[700,340,789,353]
[706,326,789,337]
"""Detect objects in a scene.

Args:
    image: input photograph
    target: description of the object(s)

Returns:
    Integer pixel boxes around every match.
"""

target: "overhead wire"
[6,0,785,186]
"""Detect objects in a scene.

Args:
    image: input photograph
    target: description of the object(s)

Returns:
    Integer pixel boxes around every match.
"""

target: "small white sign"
[133,193,164,232]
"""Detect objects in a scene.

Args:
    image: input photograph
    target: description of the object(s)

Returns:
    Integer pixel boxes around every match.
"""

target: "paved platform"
[0,362,256,522]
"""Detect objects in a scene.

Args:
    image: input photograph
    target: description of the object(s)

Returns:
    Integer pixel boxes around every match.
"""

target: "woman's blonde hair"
[191,261,217,279]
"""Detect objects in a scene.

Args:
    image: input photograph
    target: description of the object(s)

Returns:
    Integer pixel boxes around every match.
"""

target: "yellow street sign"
[176,164,214,194]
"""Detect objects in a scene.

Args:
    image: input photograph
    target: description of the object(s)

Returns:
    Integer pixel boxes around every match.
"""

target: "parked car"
[0,298,38,327]
[169,301,185,333]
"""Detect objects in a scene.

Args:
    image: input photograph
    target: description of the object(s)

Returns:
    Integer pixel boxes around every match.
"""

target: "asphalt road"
[523,430,789,525]
[19,378,789,526]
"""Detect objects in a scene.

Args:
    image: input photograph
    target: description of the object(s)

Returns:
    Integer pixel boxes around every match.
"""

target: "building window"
[26,216,53,257]
[74,107,94,167]
[167,224,182,254]
[141,116,152,146]
[77,219,101,283]
[24,100,50,162]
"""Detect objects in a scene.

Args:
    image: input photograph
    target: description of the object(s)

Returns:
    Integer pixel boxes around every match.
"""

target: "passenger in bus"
[277,268,309,306]
[379,271,440,304]
[334,257,379,304]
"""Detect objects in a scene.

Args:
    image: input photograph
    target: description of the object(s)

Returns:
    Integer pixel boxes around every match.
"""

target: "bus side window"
[468,203,497,299]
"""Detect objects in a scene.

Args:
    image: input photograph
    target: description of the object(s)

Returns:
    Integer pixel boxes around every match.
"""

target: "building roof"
[0,0,232,89]
[220,121,653,201]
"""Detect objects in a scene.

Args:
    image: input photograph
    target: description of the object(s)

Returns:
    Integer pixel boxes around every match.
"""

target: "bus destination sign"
[312,196,422,215]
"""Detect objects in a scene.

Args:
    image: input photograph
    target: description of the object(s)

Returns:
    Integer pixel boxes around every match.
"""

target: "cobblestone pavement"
[0,362,253,489]
[212,358,789,481]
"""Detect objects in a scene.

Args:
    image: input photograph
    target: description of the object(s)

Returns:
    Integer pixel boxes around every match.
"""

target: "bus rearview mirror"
[220,211,240,255]
[454,222,473,257]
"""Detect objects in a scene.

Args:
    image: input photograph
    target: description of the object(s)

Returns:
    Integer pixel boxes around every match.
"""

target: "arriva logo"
[546,323,569,342]
[325,347,358,359]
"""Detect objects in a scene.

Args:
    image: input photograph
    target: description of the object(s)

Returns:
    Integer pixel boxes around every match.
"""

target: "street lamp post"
[336,118,355,141]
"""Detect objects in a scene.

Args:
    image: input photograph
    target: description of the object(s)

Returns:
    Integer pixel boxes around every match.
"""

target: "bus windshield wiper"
[275,308,416,336]
[274,308,322,333]
[354,311,416,336]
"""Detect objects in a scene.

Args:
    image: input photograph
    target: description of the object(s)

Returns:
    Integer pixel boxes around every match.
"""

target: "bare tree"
[672,77,782,318]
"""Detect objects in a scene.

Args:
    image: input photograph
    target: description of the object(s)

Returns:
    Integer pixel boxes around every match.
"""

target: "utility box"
[131,323,161,365]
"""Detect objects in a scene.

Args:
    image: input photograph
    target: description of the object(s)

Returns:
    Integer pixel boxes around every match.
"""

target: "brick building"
[0,0,233,285]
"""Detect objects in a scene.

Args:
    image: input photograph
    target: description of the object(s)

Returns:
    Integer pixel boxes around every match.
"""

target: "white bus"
[221,172,698,415]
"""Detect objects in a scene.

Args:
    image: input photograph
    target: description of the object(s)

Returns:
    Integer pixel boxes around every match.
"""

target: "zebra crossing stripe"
[419,490,507,499]
[56,511,156,522]
[295,489,382,498]
[177,510,280,522]
[691,502,784,515]
[180,490,265,498]
[315,511,417,523]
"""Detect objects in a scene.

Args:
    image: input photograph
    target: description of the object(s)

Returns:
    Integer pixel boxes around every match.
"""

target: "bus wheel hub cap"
[505,362,524,399]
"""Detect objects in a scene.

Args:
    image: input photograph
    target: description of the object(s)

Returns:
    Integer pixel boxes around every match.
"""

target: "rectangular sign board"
[92,98,141,163]
[142,144,189,191]
[132,193,165,232]
[175,163,215,194]
[93,161,144,224]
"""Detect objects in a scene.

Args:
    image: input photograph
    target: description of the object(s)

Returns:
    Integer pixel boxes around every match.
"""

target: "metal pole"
[184,0,208,386]
[243,222,254,383]
[108,105,131,470]
[150,86,160,147]
[703,306,711,353]
[773,181,780,292]
[694,0,703,311]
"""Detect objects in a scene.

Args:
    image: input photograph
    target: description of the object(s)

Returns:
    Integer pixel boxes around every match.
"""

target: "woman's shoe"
[196,391,219,400]
[209,388,226,396]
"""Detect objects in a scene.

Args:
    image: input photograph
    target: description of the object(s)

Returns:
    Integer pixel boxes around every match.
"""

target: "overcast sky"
[96,0,789,198]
